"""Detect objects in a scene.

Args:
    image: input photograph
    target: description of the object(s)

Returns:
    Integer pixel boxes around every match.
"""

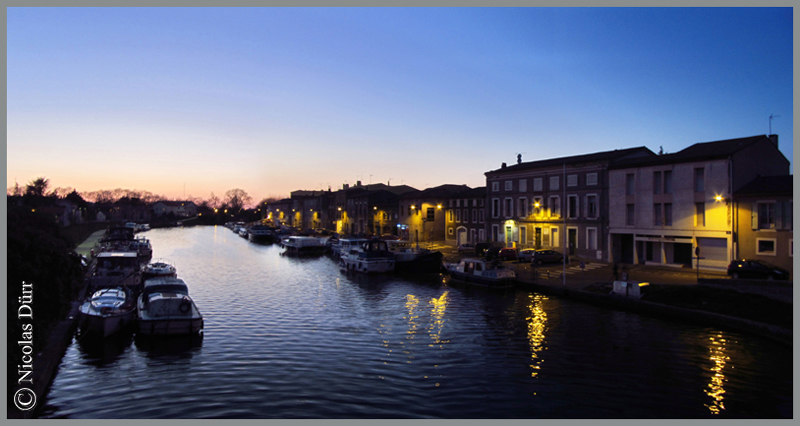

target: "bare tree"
[25,177,50,197]
[224,188,252,212]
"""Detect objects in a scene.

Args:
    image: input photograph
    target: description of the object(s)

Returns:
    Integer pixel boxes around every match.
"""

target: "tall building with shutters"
[607,135,790,270]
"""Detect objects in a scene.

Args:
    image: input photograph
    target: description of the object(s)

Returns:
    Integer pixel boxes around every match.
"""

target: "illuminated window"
[533,178,543,192]
[448,227,454,236]
[448,210,454,222]
[586,173,598,186]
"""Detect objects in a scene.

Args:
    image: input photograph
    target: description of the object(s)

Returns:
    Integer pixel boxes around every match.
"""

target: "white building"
[608,135,790,270]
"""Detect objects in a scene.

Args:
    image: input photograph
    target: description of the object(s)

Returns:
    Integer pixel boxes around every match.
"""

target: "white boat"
[281,236,327,255]
[445,258,516,289]
[78,287,136,337]
[88,251,142,293]
[386,240,444,274]
[339,238,395,274]
[137,277,204,336]
[142,259,177,283]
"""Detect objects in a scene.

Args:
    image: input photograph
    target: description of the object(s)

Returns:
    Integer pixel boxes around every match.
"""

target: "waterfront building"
[152,200,197,218]
[398,184,470,245]
[444,186,486,246]
[484,148,654,261]
[607,135,790,270]
[267,198,293,226]
[732,175,793,277]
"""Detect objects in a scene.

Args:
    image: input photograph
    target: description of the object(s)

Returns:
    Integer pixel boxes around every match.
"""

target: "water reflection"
[134,333,203,360]
[526,293,548,378]
[705,333,730,415]
[427,291,449,347]
[74,330,134,367]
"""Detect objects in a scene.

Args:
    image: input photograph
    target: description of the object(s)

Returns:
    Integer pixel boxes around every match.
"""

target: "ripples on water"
[41,226,792,418]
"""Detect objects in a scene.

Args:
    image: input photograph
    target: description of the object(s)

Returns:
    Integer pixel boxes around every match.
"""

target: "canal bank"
[509,261,792,346]
[9,230,104,419]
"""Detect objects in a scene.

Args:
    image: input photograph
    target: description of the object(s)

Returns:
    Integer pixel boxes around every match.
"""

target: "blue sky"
[7,7,793,204]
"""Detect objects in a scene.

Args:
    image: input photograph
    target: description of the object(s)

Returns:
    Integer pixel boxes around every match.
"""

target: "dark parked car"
[457,243,476,254]
[727,260,790,280]
[497,248,517,261]
[530,249,564,265]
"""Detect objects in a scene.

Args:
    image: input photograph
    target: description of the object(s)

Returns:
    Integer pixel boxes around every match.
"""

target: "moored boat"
[386,240,444,274]
[444,258,516,289]
[78,287,136,338]
[88,251,142,294]
[281,236,327,255]
[247,224,276,243]
[142,259,177,282]
[137,277,204,336]
[339,238,395,274]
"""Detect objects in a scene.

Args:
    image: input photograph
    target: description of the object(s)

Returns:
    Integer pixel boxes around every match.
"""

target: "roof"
[609,135,779,169]
[734,175,793,196]
[399,184,471,199]
[154,200,196,207]
[448,186,486,199]
[486,146,654,175]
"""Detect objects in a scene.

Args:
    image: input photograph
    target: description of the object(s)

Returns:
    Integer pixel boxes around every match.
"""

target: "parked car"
[476,242,502,258]
[530,249,564,265]
[457,243,476,254]
[497,248,517,261]
[727,260,790,280]
[518,249,536,262]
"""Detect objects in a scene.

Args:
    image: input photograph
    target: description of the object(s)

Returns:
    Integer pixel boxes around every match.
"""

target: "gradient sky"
[7,7,793,205]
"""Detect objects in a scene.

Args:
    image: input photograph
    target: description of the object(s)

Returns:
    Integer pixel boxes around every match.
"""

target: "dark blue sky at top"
[7,7,793,200]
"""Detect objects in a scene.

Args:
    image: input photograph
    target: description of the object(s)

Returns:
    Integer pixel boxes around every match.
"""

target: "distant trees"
[224,188,252,212]
[25,177,50,197]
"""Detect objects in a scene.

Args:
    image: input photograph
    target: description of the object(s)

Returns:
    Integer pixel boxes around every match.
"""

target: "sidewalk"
[74,229,105,258]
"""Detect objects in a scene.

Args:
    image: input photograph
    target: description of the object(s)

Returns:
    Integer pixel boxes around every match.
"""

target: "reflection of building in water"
[527,293,548,378]
[427,291,449,347]
[705,333,729,415]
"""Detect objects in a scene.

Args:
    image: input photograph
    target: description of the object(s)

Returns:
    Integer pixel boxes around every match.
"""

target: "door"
[568,228,577,255]
[505,226,513,248]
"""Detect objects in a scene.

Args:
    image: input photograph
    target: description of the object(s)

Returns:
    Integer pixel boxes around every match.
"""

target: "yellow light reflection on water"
[427,291,449,347]
[705,333,730,415]
[527,293,548,378]
[405,294,420,338]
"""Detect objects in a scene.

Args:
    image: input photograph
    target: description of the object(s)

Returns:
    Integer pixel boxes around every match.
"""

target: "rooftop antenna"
[769,114,780,134]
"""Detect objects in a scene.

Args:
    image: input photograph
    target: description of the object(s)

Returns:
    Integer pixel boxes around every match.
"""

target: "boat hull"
[78,309,136,338]
[138,317,204,336]
[447,271,515,289]
[394,251,444,274]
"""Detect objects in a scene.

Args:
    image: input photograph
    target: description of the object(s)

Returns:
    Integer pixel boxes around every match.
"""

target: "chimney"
[501,162,507,169]
[517,153,522,164]
[343,184,349,189]
[769,134,778,148]
[356,180,362,187]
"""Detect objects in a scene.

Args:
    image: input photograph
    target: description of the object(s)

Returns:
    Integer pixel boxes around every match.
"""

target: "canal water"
[41,226,792,418]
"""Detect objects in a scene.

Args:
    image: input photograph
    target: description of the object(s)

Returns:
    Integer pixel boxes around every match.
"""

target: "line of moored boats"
[227,221,517,289]
[78,225,203,339]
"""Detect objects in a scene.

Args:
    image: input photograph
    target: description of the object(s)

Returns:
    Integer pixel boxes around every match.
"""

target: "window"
[463,209,469,223]
[654,203,663,226]
[551,227,559,247]
[756,202,775,229]
[664,203,673,226]
[472,209,477,223]
[550,176,559,191]
[533,178,543,192]
[492,182,499,192]
[491,225,499,242]
[456,199,461,208]
[586,173,598,186]
[548,196,560,217]
[626,173,635,195]
[504,198,513,218]
[567,174,578,187]
[695,203,705,227]
[694,168,705,192]
[455,209,461,222]
[626,204,635,226]
[587,227,597,250]
[492,198,500,218]
[653,171,662,194]
[448,210,454,222]
[505,181,513,191]
[448,227,454,235]
[664,170,673,194]
[479,209,484,223]
[518,197,528,218]
[533,196,543,216]
[520,226,527,244]
[479,229,485,242]
[567,195,579,219]
[519,179,527,192]
[449,200,453,208]
[756,238,776,256]
[784,202,793,230]
[586,195,598,219]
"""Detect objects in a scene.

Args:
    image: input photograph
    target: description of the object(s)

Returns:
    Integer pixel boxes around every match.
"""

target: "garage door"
[696,237,728,262]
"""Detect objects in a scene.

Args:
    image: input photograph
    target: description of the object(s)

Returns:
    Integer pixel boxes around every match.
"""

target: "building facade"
[608,135,790,270]
[398,185,469,245]
[733,175,793,276]
[484,148,654,261]
[444,187,486,246]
